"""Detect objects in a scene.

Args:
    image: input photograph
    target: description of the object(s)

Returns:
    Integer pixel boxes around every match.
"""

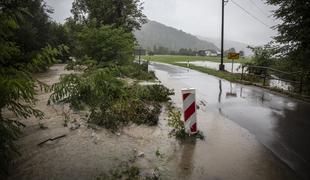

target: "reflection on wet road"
[150,62,310,179]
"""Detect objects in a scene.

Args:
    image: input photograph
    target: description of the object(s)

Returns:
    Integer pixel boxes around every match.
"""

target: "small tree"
[71,0,147,31]
[77,22,135,65]
[246,44,277,75]
[239,50,244,57]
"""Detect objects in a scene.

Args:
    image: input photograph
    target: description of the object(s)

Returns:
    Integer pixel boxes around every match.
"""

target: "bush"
[118,63,156,80]
[167,108,204,140]
[128,84,174,102]
[89,99,161,131]
[167,108,187,139]
[49,68,174,131]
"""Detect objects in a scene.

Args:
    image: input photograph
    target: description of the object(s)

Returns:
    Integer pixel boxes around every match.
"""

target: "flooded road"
[8,64,305,180]
[149,62,310,179]
[178,60,293,91]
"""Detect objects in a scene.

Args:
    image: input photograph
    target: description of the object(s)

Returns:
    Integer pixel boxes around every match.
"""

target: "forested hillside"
[134,20,218,51]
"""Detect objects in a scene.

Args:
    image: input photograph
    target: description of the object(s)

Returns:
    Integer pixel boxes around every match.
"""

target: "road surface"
[149,62,310,179]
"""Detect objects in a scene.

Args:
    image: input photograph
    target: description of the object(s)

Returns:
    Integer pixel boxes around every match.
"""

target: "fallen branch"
[37,134,67,146]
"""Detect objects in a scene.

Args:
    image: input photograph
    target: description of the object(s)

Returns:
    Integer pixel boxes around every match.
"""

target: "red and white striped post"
[182,88,197,134]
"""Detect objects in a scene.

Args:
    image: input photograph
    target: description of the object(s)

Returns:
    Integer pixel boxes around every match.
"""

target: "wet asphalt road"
[149,62,310,179]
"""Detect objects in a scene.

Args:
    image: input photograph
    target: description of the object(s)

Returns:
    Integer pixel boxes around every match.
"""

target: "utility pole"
[219,0,227,71]
[139,46,141,64]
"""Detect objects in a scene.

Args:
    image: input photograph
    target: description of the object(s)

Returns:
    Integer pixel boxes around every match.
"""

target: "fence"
[240,65,305,94]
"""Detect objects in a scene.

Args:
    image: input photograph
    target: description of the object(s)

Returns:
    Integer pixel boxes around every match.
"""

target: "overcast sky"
[46,0,279,46]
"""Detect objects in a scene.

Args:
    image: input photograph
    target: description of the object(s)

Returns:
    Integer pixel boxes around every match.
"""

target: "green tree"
[77,22,135,65]
[71,0,147,31]
[239,50,244,57]
[246,44,278,75]
[224,47,236,56]
[266,0,310,70]
[0,0,68,176]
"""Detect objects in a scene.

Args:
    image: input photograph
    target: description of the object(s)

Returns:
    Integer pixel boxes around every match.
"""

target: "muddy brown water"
[7,64,299,180]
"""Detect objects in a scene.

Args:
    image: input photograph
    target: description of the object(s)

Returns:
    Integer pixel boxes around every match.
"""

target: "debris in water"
[37,134,67,146]
[137,151,144,157]
[152,167,160,178]
[133,149,145,157]
[70,122,80,130]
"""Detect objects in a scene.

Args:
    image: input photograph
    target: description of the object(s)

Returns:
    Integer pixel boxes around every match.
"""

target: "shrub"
[118,63,156,80]
[167,108,187,139]
[167,108,204,140]
[49,69,174,131]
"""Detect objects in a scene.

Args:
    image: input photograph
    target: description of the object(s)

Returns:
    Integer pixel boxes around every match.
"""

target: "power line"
[230,0,271,28]
[248,0,270,17]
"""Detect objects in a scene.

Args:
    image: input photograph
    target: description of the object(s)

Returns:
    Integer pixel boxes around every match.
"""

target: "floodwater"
[149,62,310,179]
[7,63,306,180]
[178,60,293,91]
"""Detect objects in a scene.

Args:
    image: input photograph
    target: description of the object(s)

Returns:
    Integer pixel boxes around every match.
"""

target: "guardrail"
[240,65,305,94]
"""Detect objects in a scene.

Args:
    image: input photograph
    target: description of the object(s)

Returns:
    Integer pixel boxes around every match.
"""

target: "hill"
[134,20,219,52]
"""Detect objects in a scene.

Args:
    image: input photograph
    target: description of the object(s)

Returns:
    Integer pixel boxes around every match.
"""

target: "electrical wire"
[230,0,271,28]
[248,0,270,17]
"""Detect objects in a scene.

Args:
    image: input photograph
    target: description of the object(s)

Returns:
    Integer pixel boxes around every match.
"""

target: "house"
[197,50,206,56]
[205,49,218,57]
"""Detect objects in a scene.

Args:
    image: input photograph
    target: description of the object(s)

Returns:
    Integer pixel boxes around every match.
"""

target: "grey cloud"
[45,0,278,45]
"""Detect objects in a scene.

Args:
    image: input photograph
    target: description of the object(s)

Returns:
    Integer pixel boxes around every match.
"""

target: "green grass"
[172,63,241,82]
[142,54,244,82]
[143,55,251,64]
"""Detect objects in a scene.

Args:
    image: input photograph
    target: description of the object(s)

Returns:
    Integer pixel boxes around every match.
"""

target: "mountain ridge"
[134,20,219,52]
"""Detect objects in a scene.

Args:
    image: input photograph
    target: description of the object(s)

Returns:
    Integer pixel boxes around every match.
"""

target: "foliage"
[90,99,161,131]
[167,108,187,139]
[266,0,310,70]
[224,47,236,56]
[77,23,135,65]
[0,0,70,176]
[49,67,173,131]
[117,62,156,80]
[245,44,277,75]
[247,44,277,67]
[71,0,147,31]
[49,69,124,110]
[128,84,174,102]
[28,44,69,72]
[167,108,204,140]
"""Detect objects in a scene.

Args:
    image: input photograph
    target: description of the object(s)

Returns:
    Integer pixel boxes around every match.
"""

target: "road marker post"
[182,88,197,134]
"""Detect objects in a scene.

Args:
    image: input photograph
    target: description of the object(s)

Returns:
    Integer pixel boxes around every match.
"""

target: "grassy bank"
[172,63,241,82]
[142,55,251,64]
